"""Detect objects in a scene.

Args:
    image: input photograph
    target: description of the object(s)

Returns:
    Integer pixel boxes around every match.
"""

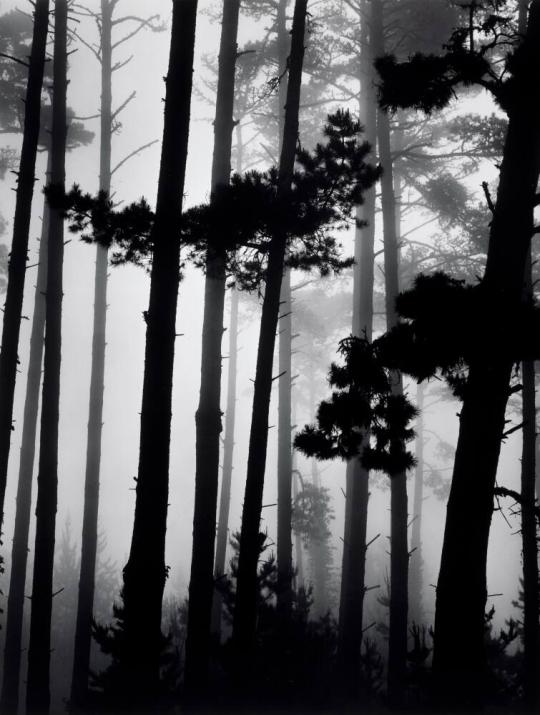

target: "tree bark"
[337,0,376,691]
[409,383,424,626]
[232,0,308,662]
[373,1,409,701]
[70,1,112,706]
[26,1,68,710]
[0,0,49,557]
[185,0,240,696]
[0,170,49,713]
[432,2,540,703]
[119,0,197,701]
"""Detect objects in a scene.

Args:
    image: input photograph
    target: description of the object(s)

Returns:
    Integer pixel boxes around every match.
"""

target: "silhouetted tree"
[26,0,68,710]
[0,0,49,582]
[185,0,241,697]
[115,0,198,705]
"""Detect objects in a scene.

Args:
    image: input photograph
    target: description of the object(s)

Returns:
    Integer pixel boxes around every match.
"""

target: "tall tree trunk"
[518,1,539,705]
[432,1,540,704]
[337,0,376,690]
[0,0,49,557]
[185,0,240,696]
[1,173,49,713]
[520,348,539,709]
[232,0,308,662]
[409,383,424,626]
[211,120,245,640]
[70,1,112,705]
[119,1,197,701]
[26,1,68,710]
[211,286,239,638]
[276,0,294,620]
[373,1,409,701]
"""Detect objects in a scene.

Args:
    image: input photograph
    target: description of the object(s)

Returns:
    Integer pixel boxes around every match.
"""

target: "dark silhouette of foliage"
[292,482,334,547]
[295,336,417,475]
[48,110,380,287]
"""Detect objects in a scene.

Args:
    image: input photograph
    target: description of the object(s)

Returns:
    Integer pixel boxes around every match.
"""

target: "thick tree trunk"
[276,0,294,620]
[409,383,424,626]
[119,1,197,701]
[185,0,240,696]
[337,0,376,689]
[0,176,49,713]
[374,1,409,699]
[0,0,49,552]
[26,2,68,711]
[433,2,540,703]
[70,1,112,706]
[211,286,239,637]
[232,0,308,662]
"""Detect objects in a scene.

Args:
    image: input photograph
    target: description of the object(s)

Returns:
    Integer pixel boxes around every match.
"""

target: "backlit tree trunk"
[409,383,425,626]
[70,0,112,705]
[433,2,540,703]
[185,0,241,696]
[337,0,376,692]
[120,0,198,700]
[232,0,308,661]
[374,1,408,701]
[1,171,49,713]
[0,0,49,553]
[26,1,68,710]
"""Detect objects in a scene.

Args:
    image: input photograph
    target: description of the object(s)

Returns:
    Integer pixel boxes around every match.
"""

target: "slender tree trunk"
[337,0,376,689]
[211,120,245,640]
[185,0,240,696]
[211,286,239,638]
[0,0,49,554]
[26,2,68,710]
[1,170,49,713]
[518,3,539,705]
[374,1,409,700]
[70,1,112,706]
[433,2,540,703]
[120,1,197,701]
[232,0,308,662]
[520,348,539,709]
[409,383,424,626]
[276,0,294,620]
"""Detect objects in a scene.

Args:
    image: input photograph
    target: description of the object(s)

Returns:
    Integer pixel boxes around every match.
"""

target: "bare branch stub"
[111,139,159,176]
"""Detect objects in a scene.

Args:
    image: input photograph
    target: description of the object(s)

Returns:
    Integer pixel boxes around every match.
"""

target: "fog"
[0,0,536,712]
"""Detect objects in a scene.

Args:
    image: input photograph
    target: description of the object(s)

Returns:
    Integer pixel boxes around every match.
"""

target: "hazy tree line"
[0,0,537,713]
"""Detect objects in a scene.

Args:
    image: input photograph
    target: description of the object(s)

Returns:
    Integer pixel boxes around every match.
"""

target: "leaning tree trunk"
[185,0,240,697]
[26,1,68,711]
[432,2,540,705]
[276,0,294,620]
[70,0,112,706]
[373,1,409,701]
[120,1,198,702]
[232,0,308,662]
[337,0,377,692]
[211,285,239,638]
[0,172,49,713]
[0,0,49,556]
[409,382,425,626]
